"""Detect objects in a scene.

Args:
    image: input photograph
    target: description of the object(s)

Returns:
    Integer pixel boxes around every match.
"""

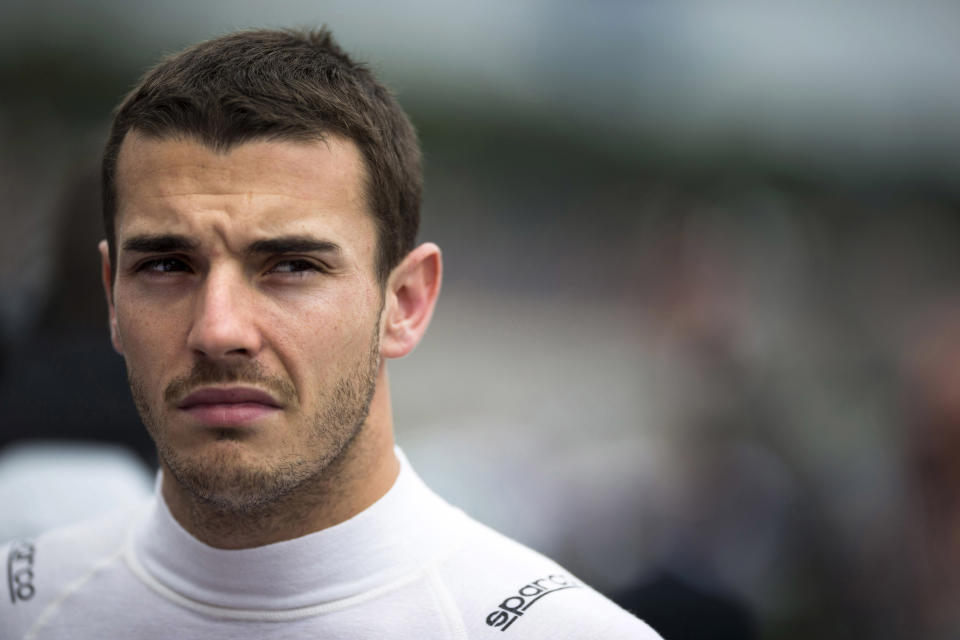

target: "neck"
[161,365,399,549]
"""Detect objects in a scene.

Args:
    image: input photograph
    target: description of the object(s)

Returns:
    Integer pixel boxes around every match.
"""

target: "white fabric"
[1,451,661,639]
[0,442,153,541]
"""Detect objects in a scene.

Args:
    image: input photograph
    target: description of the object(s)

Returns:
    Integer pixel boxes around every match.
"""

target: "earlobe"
[380,243,442,359]
[99,239,124,354]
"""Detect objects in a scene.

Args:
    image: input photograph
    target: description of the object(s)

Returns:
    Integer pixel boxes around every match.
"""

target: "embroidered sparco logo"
[7,540,36,604]
[485,573,582,631]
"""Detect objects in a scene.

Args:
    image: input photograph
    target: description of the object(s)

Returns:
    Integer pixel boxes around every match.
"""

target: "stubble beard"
[128,328,381,517]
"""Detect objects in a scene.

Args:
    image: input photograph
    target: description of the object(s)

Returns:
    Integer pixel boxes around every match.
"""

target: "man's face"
[104,132,385,512]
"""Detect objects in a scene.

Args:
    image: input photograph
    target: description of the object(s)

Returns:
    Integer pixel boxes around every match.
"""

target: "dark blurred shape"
[0,153,155,467]
[0,332,154,467]
[902,303,960,638]
[615,571,757,640]
[38,160,111,332]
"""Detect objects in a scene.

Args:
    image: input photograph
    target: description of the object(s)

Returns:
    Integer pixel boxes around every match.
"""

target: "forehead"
[113,131,374,244]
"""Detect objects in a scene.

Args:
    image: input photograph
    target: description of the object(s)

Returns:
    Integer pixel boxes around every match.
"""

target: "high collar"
[128,450,461,611]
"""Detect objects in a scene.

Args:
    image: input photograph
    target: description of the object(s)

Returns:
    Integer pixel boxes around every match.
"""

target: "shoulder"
[432,513,663,639]
[0,507,141,639]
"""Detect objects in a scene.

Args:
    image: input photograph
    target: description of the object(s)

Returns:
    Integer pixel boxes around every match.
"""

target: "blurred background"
[2,1,960,637]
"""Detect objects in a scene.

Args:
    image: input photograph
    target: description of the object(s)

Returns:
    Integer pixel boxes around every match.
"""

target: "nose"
[186,266,262,360]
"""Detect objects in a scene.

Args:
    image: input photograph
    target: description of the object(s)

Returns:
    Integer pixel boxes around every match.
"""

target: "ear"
[99,239,124,354]
[380,242,442,359]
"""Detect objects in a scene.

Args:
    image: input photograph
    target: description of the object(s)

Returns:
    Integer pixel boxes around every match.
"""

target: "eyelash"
[136,257,190,274]
[133,257,326,277]
[267,259,326,275]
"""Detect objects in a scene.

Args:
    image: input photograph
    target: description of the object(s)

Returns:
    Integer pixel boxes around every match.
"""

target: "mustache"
[164,359,297,406]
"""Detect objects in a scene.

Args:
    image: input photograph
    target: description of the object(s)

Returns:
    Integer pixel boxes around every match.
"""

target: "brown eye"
[138,257,190,273]
[269,259,323,275]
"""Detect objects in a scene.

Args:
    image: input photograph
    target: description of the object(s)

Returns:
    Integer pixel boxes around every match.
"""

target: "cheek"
[267,296,379,381]
[269,313,354,371]
[115,300,186,373]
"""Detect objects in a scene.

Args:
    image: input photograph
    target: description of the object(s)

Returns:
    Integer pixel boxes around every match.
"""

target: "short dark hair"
[102,27,421,283]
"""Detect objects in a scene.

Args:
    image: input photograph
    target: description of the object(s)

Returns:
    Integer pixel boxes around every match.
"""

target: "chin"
[163,443,319,514]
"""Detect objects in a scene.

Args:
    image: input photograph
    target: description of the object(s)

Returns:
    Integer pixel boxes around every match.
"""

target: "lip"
[177,387,282,427]
[179,387,282,409]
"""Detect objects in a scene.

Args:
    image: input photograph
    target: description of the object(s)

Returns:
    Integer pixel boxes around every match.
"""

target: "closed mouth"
[178,387,282,409]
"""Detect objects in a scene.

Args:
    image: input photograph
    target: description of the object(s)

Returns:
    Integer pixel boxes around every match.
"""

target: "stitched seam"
[428,564,470,640]
[23,548,123,640]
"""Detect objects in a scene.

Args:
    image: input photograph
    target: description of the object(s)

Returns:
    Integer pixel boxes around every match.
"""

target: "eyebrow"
[121,233,342,257]
[122,234,198,253]
[245,236,342,257]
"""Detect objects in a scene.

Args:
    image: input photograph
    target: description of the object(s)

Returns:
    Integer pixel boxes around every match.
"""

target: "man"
[1,28,661,639]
